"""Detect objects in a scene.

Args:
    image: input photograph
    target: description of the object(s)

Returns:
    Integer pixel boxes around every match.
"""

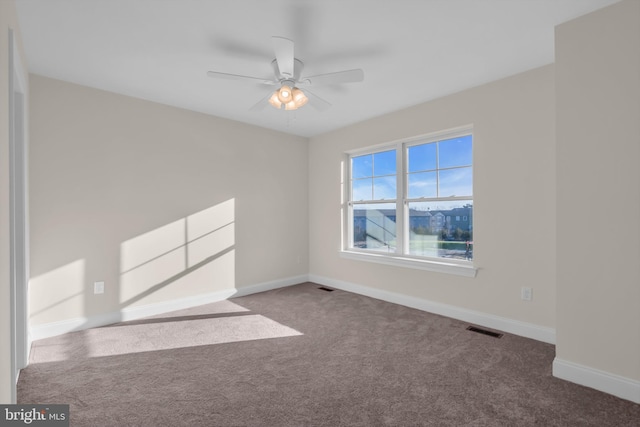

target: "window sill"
[339,250,477,278]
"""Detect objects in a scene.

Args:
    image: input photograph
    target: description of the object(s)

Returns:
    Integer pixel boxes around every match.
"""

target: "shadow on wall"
[29,259,87,325]
[119,198,236,308]
[29,198,237,328]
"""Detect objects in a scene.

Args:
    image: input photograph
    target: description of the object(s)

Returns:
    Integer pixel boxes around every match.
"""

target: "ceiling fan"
[207,36,364,112]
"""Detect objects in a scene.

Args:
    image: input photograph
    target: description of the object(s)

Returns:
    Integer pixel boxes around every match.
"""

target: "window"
[345,128,474,272]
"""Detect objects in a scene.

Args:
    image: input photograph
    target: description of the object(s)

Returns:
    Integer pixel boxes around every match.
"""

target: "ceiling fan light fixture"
[268,92,282,109]
[277,84,293,103]
[284,100,298,110]
[270,84,307,110]
[292,87,308,108]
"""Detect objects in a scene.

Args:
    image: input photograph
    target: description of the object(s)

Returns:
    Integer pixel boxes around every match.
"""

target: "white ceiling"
[16,0,619,138]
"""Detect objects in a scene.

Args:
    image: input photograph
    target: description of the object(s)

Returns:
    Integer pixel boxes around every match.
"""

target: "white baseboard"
[232,274,309,298]
[29,274,309,341]
[308,274,556,344]
[553,358,640,404]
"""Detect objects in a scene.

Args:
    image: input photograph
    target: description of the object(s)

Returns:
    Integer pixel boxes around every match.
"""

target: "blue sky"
[352,135,473,201]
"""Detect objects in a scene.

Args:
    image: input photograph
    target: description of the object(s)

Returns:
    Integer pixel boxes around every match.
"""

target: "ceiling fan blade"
[305,89,331,112]
[304,69,364,86]
[249,91,274,112]
[207,71,276,85]
[273,36,295,79]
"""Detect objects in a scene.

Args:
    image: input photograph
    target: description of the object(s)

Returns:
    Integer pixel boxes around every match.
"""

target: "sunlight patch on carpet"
[30,314,303,363]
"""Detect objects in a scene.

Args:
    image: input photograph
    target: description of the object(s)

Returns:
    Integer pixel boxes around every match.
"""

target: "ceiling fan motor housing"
[272,58,304,82]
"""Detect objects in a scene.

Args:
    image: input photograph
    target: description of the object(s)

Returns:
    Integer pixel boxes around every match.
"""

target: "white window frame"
[341,126,477,278]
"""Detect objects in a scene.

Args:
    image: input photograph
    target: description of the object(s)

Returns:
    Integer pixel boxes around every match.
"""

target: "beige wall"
[309,65,556,329]
[556,0,640,382]
[29,75,308,326]
[1,0,29,404]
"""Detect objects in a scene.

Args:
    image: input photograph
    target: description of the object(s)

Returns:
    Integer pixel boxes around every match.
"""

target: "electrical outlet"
[521,286,532,301]
[94,281,105,295]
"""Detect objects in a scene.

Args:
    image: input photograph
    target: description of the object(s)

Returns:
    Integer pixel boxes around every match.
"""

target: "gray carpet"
[18,283,640,426]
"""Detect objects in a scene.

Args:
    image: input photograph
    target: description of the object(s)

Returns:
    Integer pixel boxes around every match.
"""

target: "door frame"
[8,27,29,404]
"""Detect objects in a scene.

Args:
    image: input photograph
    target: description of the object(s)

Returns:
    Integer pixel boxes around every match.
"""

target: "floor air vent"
[318,287,334,292]
[466,326,503,338]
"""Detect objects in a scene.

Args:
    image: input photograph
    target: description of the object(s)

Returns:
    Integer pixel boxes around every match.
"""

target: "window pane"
[408,143,436,172]
[408,200,473,260]
[352,203,396,253]
[438,167,472,197]
[438,135,472,169]
[373,150,396,176]
[408,171,437,198]
[352,178,372,201]
[373,176,396,200]
[352,154,372,179]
